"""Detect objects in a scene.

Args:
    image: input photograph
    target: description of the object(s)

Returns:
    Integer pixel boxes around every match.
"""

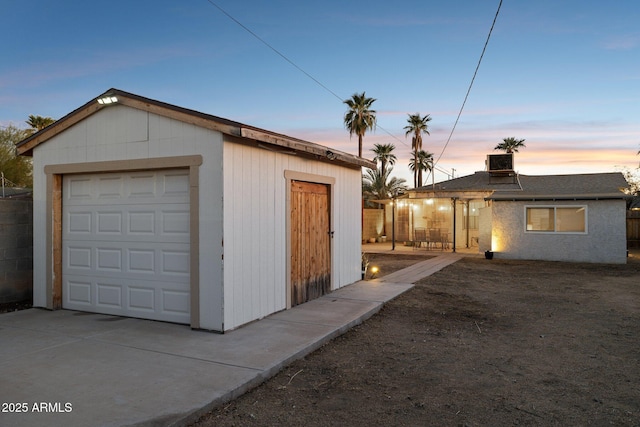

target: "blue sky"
[2,0,639,184]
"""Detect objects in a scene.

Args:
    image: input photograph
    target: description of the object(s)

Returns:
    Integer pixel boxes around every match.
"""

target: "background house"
[386,168,629,264]
[17,88,374,332]
[485,173,628,264]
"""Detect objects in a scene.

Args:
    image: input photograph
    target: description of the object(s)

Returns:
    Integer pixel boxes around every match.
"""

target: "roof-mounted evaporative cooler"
[487,153,514,173]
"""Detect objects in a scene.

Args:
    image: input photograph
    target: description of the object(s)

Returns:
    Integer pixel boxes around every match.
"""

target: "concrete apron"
[0,254,461,427]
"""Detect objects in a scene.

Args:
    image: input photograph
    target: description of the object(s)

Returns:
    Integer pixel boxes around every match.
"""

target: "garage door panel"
[129,286,155,311]
[65,242,189,279]
[129,211,155,234]
[128,174,156,197]
[97,211,123,234]
[65,207,189,243]
[67,280,92,305]
[96,247,123,272]
[68,178,93,200]
[97,176,124,198]
[63,169,190,324]
[66,173,189,206]
[162,173,190,196]
[162,289,190,314]
[161,249,190,276]
[64,276,190,323]
[128,249,155,273]
[67,246,92,269]
[161,210,190,235]
[96,282,123,308]
[68,211,92,233]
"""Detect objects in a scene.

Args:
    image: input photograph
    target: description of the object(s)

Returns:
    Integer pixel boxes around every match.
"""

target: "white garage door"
[62,169,191,324]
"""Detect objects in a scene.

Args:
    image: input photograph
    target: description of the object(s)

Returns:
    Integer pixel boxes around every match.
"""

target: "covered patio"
[373,191,492,254]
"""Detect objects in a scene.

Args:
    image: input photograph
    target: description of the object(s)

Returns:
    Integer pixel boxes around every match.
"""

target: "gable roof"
[16,88,375,170]
[413,171,629,201]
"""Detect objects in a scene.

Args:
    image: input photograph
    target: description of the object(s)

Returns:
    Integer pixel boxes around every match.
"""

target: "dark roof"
[16,88,375,170]
[414,171,629,201]
[416,171,521,192]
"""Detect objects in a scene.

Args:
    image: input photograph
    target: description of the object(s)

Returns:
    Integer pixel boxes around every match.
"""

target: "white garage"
[18,88,374,332]
[63,170,191,323]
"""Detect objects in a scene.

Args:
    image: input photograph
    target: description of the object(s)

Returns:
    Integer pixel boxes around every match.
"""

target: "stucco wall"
[363,208,384,241]
[478,206,492,253]
[0,199,33,303]
[491,199,627,264]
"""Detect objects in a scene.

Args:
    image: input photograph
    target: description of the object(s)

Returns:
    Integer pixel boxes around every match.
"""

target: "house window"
[526,206,586,233]
[463,200,483,230]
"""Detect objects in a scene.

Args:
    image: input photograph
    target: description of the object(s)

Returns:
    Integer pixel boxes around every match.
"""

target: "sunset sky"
[1,0,639,185]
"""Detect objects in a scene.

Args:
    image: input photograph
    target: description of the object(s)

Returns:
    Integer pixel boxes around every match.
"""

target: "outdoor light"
[370,266,379,278]
[325,150,337,160]
[97,95,118,105]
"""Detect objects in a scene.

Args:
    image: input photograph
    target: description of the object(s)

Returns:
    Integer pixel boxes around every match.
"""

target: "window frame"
[524,205,588,234]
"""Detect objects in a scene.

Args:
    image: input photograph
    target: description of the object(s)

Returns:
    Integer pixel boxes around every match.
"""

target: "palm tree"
[403,113,432,188]
[344,92,377,158]
[26,115,55,134]
[371,143,396,178]
[362,167,407,206]
[407,150,433,187]
[495,137,526,153]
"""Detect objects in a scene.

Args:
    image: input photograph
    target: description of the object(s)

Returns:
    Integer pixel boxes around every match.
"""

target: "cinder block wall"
[363,208,384,241]
[0,199,33,303]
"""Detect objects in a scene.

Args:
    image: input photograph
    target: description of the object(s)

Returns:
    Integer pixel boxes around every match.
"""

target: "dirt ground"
[192,252,640,426]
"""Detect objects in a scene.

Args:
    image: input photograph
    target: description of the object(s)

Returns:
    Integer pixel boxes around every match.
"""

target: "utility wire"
[203,0,417,153]
[204,0,344,103]
[204,0,490,180]
[432,0,503,170]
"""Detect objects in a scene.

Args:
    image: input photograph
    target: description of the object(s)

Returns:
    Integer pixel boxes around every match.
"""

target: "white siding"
[31,103,363,332]
[32,105,225,330]
[222,140,362,330]
[491,199,627,264]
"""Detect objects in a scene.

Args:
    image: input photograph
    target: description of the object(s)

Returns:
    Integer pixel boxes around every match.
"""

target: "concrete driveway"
[0,254,461,427]
[0,280,416,427]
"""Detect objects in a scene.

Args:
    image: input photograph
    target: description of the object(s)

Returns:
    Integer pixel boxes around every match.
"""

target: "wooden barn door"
[290,180,331,307]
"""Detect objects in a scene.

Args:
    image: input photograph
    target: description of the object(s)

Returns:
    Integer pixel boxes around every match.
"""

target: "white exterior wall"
[222,140,362,330]
[32,105,225,330]
[491,199,627,264]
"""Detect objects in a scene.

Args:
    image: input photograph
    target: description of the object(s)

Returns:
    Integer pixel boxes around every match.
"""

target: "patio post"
[452,197,457,253]
[391,197,396,250]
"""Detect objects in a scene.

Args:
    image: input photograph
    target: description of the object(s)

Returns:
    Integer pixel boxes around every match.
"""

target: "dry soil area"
[193,253,639,426]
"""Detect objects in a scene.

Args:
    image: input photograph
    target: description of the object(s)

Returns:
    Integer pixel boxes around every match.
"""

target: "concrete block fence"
[0,199,33,304]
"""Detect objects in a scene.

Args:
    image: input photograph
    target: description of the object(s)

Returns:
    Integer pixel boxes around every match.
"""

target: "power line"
[432,0,503,169]
[204,0,344,103]
[203,0,496,181]
[203,0,416,152]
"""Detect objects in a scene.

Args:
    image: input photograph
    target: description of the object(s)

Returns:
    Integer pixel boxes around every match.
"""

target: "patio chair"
[413,228,428,250]
[428,228,442,250]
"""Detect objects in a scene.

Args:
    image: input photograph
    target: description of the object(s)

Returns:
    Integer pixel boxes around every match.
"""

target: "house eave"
[407,189,494,200]
[487,193,630,202]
